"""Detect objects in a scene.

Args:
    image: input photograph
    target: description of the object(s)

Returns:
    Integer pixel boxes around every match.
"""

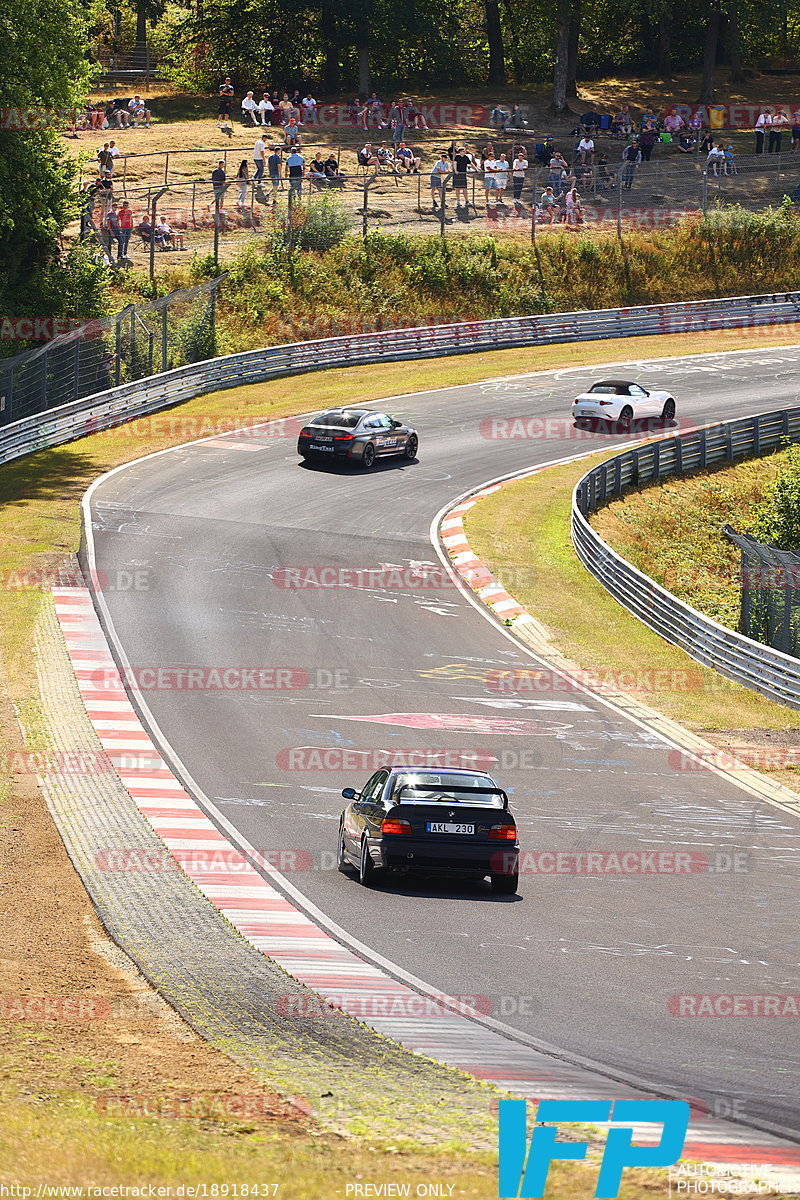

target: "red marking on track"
[324,713,568,735]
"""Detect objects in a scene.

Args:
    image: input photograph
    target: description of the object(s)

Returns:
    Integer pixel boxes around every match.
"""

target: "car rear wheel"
[361,442,376,469]
[661,398,676,421]
[337,824,355,875]
[359,837,379,886]
[490,870,519,895]
[405,435,418,460]
[617,405,633,431]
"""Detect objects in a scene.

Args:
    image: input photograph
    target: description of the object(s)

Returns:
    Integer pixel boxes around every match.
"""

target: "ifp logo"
[498,1098,690,1197]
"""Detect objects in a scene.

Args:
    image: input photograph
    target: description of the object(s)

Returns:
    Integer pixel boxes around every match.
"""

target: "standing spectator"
[211,160,227,209]
[258,93,274,125]
[388,100,405,144]
[236,159,250,207]
[217,77,234,131]
[429,151,451,211]
[770,106,790,152]
[639,124,658,161]
[512,146,528,208]
[267,146,282,195]
[241,91,259,125]
[96,142,114,173]
[791,110,800,151]
[548,150,568,194]
[285,146,305,197]
[117,200,133,259]
[754,109,771,155]
[482,150,499,208]
[253,133,266,181]
[453,145,472,208]
[577,134,594,164]
[621,140,641,188]
[103,202,121,260]
[107,139,121,163]
[494,151,510,205]
[301,93,317,123]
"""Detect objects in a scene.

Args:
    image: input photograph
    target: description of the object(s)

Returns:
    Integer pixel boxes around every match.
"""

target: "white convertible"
[572,379,676,428]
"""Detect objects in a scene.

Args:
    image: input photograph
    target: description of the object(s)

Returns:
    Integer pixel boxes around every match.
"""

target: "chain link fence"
[0,275,226,426]
[724,525,800,658]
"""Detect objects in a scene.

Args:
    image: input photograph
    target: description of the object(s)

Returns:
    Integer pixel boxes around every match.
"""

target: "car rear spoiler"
[395,784,509,809]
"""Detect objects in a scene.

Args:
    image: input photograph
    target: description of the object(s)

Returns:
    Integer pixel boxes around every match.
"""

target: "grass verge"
[2,327,798,1188]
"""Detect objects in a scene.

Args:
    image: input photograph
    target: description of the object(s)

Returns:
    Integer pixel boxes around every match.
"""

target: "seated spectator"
[128,96,151,128]
[309,152,328,187]
[366,92,386,127]
[490,104,508,132]
[346,97,361,124]
[579,109,602,135]
[284,117,301,145]
[405,101,428,130]
[663,108,685,135]
[302,93,317,123]
[724,144,737,175]
[324,155,346,186]
[596,153,615,187]
[507,103,528,130]
[577,134,594,164]
[156,215,185,249]
[640,106,659,130]
[538,185,558,224]
[258,93,274,125]
[241,91,259,125]
[534,137,554,166]
[357,142,379,168]
[677,130,696,153]
[612,105,632,135]
[699,129,714,155]
[375,142,394,166]
[395,141,420,173]
[279,93,293,123]
[706,142,725,175]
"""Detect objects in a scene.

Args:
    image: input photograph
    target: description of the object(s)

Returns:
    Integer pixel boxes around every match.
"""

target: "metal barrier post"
[161,301,169,371]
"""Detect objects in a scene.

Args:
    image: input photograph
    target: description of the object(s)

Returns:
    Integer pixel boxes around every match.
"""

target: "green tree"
[751,445,800,553]
[0,0,108,335]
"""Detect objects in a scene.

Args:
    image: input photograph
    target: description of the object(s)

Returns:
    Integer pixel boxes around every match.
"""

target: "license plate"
[312,436,333,443]
[427,821,474,835]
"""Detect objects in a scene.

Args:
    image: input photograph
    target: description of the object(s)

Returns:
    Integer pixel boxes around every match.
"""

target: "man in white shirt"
[512,149,528,206]
[770,106,790,152]
[483,155,499,207]
[493,152,510,201]
[257,93,273,125]
[241,91,259,125]
[754,109,771,155]
[577,135,594,164]
[301,94,317,124]
[128,95,151,128]
[706,142,725,176]
[253,135,266,181]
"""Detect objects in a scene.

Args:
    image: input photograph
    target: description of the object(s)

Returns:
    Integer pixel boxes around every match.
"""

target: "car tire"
[405,435,418,460]
[359,837,380,886]
[617,405,633,431]
[361,442,376,469]
[490,870,519,895]
[337,823,355,875]
[661,398,676,421]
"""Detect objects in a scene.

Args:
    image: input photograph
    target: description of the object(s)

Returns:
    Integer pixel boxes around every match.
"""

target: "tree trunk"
[135,0,147,63]
[486,0,506,86]
[658,8,672,77]
[697,2,720,103]
[567,0,581,97]
[501,0,524,83]
[728,0,744,83]
[357,40,370,95]
[321,0,339,93]
[551,0,571,114]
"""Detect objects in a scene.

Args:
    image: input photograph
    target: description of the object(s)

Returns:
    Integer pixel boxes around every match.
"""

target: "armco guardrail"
[572,407,800,709]
[2,288,800,472]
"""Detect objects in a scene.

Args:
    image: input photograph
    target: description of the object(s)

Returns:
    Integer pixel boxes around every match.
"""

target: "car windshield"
[310,411,363,429]
[391,772,505,807]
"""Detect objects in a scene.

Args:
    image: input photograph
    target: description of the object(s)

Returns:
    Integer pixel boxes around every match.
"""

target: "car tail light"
[597,400,614,406]
[334,433,355,441]
[381,818,413,835]
[488,824,517,840]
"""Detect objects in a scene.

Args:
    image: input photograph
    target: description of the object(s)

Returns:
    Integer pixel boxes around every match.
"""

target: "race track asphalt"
[86,346,800,1137]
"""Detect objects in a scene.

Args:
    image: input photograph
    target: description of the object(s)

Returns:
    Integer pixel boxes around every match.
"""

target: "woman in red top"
[117,201,134,259]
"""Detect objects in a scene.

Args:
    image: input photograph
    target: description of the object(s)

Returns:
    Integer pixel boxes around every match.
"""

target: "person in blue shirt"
[286,149,305,197]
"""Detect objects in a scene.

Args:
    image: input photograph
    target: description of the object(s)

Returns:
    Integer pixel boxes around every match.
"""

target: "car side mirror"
[391,419,401,428]
[342,787,357,800]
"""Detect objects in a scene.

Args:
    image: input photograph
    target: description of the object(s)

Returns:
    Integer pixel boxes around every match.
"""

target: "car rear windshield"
[391,772,504,807]
[310,412,362,428]
[588,385,618,394]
